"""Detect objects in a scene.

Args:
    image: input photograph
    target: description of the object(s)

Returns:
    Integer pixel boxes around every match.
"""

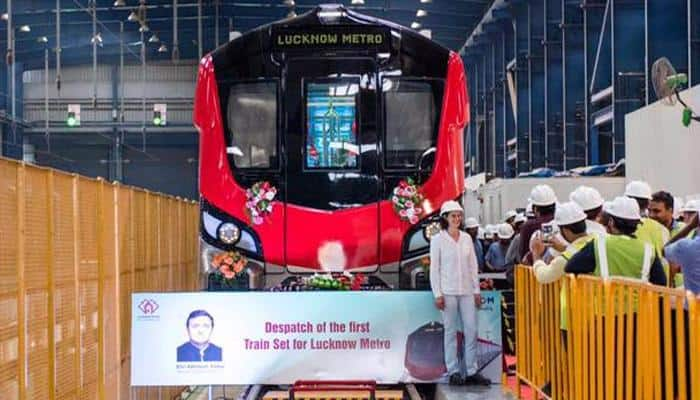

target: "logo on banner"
[137,299,160,321]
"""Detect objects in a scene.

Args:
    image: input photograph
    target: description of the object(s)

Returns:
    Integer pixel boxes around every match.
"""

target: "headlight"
[218,222,240,244]
[423,221,441,241]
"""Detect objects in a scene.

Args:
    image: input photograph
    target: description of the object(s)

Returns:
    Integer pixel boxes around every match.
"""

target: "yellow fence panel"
[0,158,199,400]
[515,265,700,400]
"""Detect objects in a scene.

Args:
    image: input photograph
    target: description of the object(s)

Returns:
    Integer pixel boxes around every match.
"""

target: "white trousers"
[442,294,478,376]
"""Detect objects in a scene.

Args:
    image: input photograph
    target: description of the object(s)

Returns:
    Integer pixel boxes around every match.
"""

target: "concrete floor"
[185,384,516,400]
[435,384,516,400]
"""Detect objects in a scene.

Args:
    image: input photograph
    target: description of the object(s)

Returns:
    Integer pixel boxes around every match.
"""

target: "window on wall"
[226,81,278,169]
[383,79,443,169]
[305,81,360,170]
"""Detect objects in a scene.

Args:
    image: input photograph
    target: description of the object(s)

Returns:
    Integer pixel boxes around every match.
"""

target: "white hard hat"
[497,223,515,240]
[440,200,463,215]
[504,210,517,222]
[514,213,527,224]
[525,201,535,217]
[530,185,558,206]
[682,199,700,213]
[624,180,652,200]
[484,224,497,237]
[554,202,587,226]
[570,186,604,211]
[464,217,480,229]
[606,196,641,221]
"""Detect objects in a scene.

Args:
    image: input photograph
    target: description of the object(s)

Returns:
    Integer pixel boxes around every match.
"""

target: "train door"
[283,58,380,271]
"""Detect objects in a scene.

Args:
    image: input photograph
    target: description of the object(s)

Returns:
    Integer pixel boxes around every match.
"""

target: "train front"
[194,4,468,290]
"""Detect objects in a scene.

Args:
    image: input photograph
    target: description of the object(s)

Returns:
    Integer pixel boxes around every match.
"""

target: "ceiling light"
[149,33,159,43]
[19,25,31,32]
[128,11,139,22]
[1,13,8,21]
[113,0,126,6]
[287,10,297,18]
[411,21,421,29]
[158,43,168,53]
[283,0,295,6]
[351,0,365,4]
[416,9,428,17]
[420,0,432,3]
[37,36,48,43]
[139,24,149,33]
[91,32,103,45]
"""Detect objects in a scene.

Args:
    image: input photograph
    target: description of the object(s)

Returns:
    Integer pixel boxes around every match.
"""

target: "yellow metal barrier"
[0,158,199,400]
[515,265,700,400]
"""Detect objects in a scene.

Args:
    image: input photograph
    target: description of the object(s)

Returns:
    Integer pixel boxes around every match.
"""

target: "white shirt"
[586,219,607,236]
[429,230,480,298]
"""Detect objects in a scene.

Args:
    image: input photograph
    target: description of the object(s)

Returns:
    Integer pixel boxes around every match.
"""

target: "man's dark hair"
[186,310,214,328]
[535,204,556,216]
[629,197,649,212]
[611,216,640,236]
[561,220,587,235]
[584,205,603,221]
[651,191,674,210]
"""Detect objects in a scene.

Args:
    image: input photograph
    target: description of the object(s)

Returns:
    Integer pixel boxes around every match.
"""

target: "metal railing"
[515,265,700,400]
[0,157,199,399]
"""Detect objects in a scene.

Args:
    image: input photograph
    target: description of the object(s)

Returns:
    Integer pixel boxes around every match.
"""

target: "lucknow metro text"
[243,321,392,351]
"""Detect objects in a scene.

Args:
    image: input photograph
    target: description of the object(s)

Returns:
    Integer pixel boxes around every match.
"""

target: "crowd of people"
[428,179,699,389]
[461,180,699,294]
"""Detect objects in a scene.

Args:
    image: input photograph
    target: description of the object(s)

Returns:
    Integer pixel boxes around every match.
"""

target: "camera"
[541,222,556,243]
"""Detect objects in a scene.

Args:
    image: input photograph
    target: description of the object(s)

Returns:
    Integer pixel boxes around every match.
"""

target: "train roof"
[210,4,450,72]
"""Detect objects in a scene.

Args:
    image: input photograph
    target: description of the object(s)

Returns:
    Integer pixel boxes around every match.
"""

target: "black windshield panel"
[383,78,444,170]
[226,81,279,169]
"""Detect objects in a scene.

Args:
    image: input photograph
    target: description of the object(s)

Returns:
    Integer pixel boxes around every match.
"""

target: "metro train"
[193,4,469,290]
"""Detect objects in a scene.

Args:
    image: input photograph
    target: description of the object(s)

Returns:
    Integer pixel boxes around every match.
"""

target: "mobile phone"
[541,223,554,243]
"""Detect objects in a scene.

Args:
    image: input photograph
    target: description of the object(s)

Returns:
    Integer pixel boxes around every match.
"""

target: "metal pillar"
[198,0,203,59]
[172,0,180,62]
[56,0,61,93]
[544,0,564,170]
[8,0,14,119]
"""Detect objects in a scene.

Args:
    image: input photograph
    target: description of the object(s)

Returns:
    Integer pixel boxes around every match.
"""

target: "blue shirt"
[485,242,509,271]
[472,237,485,270]
[177,341,223,362]
[665,236,700,295]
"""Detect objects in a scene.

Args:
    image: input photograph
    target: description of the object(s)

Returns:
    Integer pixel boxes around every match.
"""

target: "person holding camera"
[564,197,666,286]
[429,200,490,386]
[519,185,558,262]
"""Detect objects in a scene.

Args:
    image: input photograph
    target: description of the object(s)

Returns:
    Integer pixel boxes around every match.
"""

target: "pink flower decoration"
[253,215,263,225]
[221,267,236,279]
[409,215,419,224]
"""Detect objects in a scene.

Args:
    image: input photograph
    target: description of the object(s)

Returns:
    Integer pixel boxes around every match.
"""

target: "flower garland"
[245,181,277,225]
[210,250,248,288]
[391,178,424,224]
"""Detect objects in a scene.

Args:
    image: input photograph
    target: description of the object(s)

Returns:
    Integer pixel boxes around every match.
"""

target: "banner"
[131,291,502,386]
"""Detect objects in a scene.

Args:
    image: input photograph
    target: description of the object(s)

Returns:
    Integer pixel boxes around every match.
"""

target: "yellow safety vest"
[559,235,595,330]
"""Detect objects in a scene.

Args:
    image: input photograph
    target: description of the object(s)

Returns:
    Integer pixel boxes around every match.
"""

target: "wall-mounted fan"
[651,57,699,127]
